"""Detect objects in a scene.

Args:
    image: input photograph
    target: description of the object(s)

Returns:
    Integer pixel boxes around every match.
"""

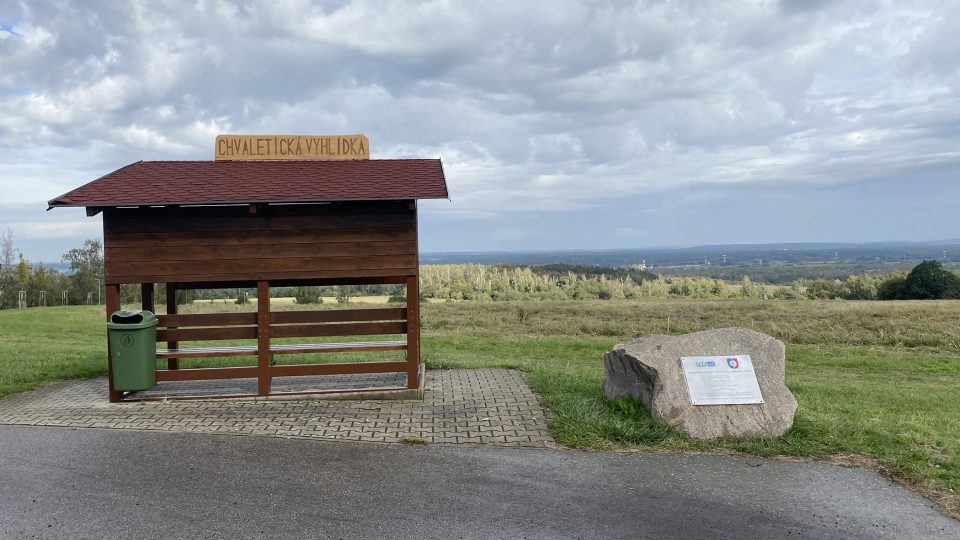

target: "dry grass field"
[421,298,960,348]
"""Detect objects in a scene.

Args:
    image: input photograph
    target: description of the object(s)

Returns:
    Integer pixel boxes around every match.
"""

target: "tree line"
[0,231,105,309]
[2,233,957,310]
[418,264,724,300]
[420,262,960,301]
[794,260,960,300]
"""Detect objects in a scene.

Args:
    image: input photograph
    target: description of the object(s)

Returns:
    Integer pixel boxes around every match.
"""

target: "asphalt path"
[0,425,956,539]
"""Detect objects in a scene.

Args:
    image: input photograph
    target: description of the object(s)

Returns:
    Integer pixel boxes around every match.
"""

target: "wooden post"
[105,284,122,402]
[165,283,179,370]
[257,280,271,396]
[406,275,420,389]
[141,283,154,311]
[406,199,420,390]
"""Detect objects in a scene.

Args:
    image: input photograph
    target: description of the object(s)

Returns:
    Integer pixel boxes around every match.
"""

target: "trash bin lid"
[108,310,158,329]
[111,310,145,324]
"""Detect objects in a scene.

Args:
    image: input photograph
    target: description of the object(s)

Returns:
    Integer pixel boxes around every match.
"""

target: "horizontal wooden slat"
[107,240,416,263]
[269,361,408,377]
[107,268,415,285]
[155,366,259,381]
[270,321,407,339]
[158,312,257,328]
[271,308,406,324]
[104,227,417,248]
[156,341,407,358]
[106,229,416,248]
[156,345,258,358]
[107,255,416,277]
[270,341,407,354]
[267,275,411,288]
[157,326,258,342]
[104,213,414,235]
[146,275,409,290]
[105,201,411,221]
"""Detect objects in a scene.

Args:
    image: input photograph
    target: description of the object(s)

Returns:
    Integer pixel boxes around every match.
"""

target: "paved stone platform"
[0,369,554,447]
[127,372,409,399]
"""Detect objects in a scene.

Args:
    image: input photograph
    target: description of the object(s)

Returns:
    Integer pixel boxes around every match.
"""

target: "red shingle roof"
[48,159,448,208]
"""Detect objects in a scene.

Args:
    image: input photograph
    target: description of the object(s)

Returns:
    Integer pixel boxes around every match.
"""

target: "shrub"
[632,276,669,298]
[740,276,760,299]
[294,286,323,304]
[772,284,802,299]
[387,286,406,303]
[841,275,878,300]
[805,279,840,299]
[877,274,907,300]
[336,285,353,304]
[902,260,960,299]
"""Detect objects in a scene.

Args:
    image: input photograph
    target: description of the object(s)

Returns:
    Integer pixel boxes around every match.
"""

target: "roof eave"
[48,195,448,210]
[436,159,450,200]
[46,161,144,210]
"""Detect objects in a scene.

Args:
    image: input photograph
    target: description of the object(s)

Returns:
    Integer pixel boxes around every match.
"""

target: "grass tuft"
[401,437,427,446]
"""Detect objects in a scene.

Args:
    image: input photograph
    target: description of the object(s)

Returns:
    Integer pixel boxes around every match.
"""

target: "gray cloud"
[0,0,957,260]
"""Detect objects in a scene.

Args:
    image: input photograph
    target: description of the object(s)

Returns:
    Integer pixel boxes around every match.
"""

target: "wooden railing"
[152,307,410,392]
[106,276,421,402]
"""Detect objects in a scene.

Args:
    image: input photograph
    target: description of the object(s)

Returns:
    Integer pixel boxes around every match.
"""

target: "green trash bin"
[107,310,158,391]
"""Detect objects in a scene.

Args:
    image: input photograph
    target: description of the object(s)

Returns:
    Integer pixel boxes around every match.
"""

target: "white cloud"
[12,219,101,239]
[0,0,957,255]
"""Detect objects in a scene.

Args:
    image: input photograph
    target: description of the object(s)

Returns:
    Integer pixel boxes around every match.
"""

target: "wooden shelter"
[49,154,448,402]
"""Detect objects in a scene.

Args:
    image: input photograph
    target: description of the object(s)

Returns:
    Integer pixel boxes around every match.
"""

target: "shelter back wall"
[102,201,417,285]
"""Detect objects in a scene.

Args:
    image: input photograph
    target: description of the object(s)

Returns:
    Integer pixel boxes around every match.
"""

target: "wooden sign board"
[215,134,369,161]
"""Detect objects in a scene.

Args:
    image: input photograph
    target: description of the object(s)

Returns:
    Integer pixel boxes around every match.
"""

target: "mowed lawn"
[0,299,958,516]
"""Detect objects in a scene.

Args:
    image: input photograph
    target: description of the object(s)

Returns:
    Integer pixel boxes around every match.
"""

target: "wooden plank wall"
[102,202,417,285]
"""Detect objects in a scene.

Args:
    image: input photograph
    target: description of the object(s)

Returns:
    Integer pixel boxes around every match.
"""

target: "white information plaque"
[680,355,764,405]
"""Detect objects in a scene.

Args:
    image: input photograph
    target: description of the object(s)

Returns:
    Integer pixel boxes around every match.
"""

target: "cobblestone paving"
[128,372,408,399]
[0,370,554,448]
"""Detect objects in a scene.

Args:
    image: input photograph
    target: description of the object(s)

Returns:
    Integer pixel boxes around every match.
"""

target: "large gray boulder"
[603,328,797,439]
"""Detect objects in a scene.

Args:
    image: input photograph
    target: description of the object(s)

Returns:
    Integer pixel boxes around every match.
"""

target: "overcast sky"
[1,0,958,262]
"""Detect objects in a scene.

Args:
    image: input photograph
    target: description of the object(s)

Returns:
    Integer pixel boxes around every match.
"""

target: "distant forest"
[423,240,960,271]
[657,262,917,285]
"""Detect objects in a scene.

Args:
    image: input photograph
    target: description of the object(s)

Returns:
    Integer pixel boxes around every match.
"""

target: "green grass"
[0,306,106,397]
[423,335,959,512]
[1,300,958,515]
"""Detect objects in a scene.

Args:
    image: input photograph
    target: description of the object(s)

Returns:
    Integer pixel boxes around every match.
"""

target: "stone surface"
[0,369,554,448]
[603,327,798,439]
